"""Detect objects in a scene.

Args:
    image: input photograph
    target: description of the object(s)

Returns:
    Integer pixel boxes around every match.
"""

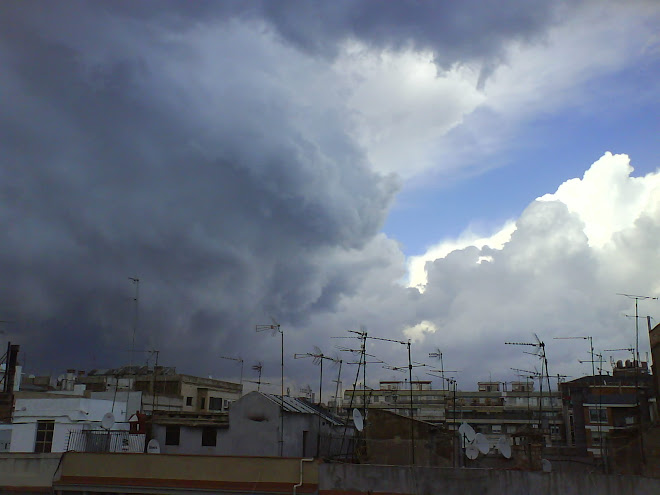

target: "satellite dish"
[465,444,479,460]
[101,412,115,430]
[147,439,161,454]
[475,433,490,454]
[352,408,364,431]
[542,458,552,472]
[458,422,476,442]
[497,437,512,459]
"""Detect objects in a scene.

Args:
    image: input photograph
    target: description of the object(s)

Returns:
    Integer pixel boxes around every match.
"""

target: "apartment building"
[560,360,654,459]
[76,366,242,413]
[344,379,563,447]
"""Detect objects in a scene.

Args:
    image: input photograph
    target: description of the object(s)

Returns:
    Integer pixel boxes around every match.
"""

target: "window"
[201,427,216,447]
[209,397,223,411]
[589,407,607,424]
[491,425,502,433]
[34,421,55,453]
[200,398,206,410]
[186,396,193,406]
[165,426,180,446]
[591,431,604,446]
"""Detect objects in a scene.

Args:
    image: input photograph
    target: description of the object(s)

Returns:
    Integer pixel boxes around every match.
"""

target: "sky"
[1,1,659,399]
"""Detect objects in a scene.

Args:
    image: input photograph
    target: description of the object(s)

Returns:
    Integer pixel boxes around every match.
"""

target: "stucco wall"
[0,453,62,490]
[54,452,319,493]
[10,397,128,452]
[152,424,228,455]
[319,463,660,495]
[223,392,338,457]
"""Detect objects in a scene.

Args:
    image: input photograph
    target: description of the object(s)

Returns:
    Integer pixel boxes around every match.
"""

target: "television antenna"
[245,362,270,391]
[220,355,244,386]
[337,326,419,463]
[294,346,342,457]
[554,336,595,376]
[256,319,284,456]
[428,349,445,388]
[294,346,341,405]
[128,277,140,372]
[365,332,417,465]
[618,293,657,364]
[619,294,657,466]
[605,347,635,370]
[506,334,552,430]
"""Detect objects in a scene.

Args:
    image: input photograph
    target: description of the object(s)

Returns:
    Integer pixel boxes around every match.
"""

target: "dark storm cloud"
[0,1,398,375]
[11,1,562,65]
[257,0,559,66]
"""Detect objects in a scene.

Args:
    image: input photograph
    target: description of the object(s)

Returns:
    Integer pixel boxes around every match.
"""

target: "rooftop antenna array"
[294,346,342,458]
[506,333,552,432]
[555,334,607,467]
[618,293,657,365]
[256,319,284,457]
[335,326,368,461]
[358,331,418,465]
[427,349,460,392]
[294,346,341,406]
[426,370,458,455]
[579,352,606,375]
[618,293,657,468]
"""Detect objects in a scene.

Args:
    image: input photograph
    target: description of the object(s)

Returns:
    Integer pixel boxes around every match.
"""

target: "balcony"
[66,430,145,453]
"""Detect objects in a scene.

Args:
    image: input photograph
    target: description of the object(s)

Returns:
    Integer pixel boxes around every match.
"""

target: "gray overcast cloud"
[4,1,657,394]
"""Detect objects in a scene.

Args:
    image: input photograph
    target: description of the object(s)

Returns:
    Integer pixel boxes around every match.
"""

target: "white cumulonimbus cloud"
[303,152,660,387]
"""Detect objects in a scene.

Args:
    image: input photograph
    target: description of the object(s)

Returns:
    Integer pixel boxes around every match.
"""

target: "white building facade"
[9,396,143,453]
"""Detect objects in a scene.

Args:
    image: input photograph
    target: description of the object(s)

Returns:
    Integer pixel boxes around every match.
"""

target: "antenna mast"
[618,293,656,467]
[128,277,140,371]
[256,321,283,456]
[220,355,244,388]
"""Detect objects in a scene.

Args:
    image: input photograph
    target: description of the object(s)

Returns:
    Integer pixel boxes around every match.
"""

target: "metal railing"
[67,430,145,453]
